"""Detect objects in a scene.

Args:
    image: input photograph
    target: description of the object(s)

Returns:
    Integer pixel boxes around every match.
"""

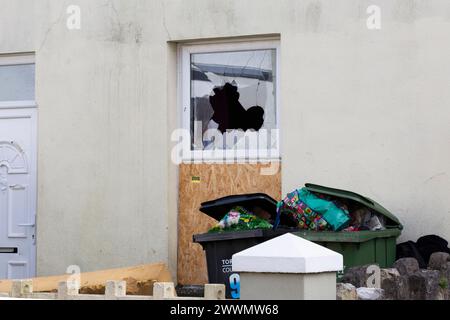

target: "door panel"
[8,184,29,238]
[7,261,27,279]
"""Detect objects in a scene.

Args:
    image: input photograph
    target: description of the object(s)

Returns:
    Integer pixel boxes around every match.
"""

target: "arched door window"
[0,141,28,174]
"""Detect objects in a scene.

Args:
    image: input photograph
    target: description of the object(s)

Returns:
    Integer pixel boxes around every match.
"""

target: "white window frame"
[178,39,280,162]
[0,53,36,109]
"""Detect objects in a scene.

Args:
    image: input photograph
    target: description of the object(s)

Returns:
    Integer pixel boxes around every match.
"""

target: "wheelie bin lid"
[199,193,278,221]
[304,183,403,230]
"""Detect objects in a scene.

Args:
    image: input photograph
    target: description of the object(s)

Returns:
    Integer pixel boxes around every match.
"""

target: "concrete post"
[10,280,33,298]
[105,280,127,299]
[57,280,79,300]
[153,282,176,299]
[233,233,343,300]
[204,284,226,300]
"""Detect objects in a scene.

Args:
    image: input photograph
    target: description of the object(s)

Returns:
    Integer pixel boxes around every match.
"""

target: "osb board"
[0,263,172,295]
[178,162,281,285]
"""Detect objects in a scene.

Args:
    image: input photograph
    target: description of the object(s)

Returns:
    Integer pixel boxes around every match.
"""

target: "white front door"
[0,54,36,279]
[0,108,37,279]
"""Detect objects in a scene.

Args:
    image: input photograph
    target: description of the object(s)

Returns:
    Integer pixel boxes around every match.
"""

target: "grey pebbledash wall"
[0,0,449,280]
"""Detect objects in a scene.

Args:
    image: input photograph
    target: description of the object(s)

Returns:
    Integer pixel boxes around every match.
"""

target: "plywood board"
[178,162,281,285]
[0,263,172,295]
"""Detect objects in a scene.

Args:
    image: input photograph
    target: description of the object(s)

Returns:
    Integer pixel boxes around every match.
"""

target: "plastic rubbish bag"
[350,207,385,231]
[367,214,385,231]
[350,208,372,229]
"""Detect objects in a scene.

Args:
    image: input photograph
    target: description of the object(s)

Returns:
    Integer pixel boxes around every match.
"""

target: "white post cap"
[232,233,343,273]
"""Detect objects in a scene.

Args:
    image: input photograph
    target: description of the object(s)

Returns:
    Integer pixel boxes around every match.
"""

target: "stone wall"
[337,252,450,300]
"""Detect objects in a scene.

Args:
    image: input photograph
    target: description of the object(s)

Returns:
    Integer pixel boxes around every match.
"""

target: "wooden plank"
[0,263,172,295]
[177,162,281,285]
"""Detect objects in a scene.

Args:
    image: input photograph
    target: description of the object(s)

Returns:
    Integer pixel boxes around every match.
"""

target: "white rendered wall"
[0,0,449,278]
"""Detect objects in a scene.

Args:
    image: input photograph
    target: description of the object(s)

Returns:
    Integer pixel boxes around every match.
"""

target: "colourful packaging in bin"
[297,188,350,231]
[276,189,329,231]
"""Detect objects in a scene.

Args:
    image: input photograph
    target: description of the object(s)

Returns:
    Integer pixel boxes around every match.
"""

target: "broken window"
[181,41,280,161]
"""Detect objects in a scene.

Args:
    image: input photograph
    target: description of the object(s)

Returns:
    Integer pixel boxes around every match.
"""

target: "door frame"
[0,53,37,278]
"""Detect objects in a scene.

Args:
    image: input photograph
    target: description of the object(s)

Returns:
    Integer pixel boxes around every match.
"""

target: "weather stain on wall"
[102,0,144,45]
[305,1,322,32]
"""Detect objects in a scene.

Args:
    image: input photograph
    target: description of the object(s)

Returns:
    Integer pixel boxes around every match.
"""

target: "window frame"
[178,39,281,162]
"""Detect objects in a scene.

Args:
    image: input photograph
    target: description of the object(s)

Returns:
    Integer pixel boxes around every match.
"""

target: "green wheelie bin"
[293,183,403,276]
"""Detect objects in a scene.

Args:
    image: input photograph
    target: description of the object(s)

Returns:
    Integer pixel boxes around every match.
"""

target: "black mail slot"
[0,247,18,254]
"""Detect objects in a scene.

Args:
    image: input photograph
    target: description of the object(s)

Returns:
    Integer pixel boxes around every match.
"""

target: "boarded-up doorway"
[177,162,281,285]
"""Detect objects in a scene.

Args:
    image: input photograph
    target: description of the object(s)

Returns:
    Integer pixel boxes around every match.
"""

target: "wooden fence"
[0,279,226,300]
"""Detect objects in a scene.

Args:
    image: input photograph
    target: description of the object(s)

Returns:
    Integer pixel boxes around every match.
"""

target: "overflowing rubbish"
[208,206,273,233]
[276,188,350,231]
[275,186,387,232]
[204,184,396,233]
[194,184,403,299]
